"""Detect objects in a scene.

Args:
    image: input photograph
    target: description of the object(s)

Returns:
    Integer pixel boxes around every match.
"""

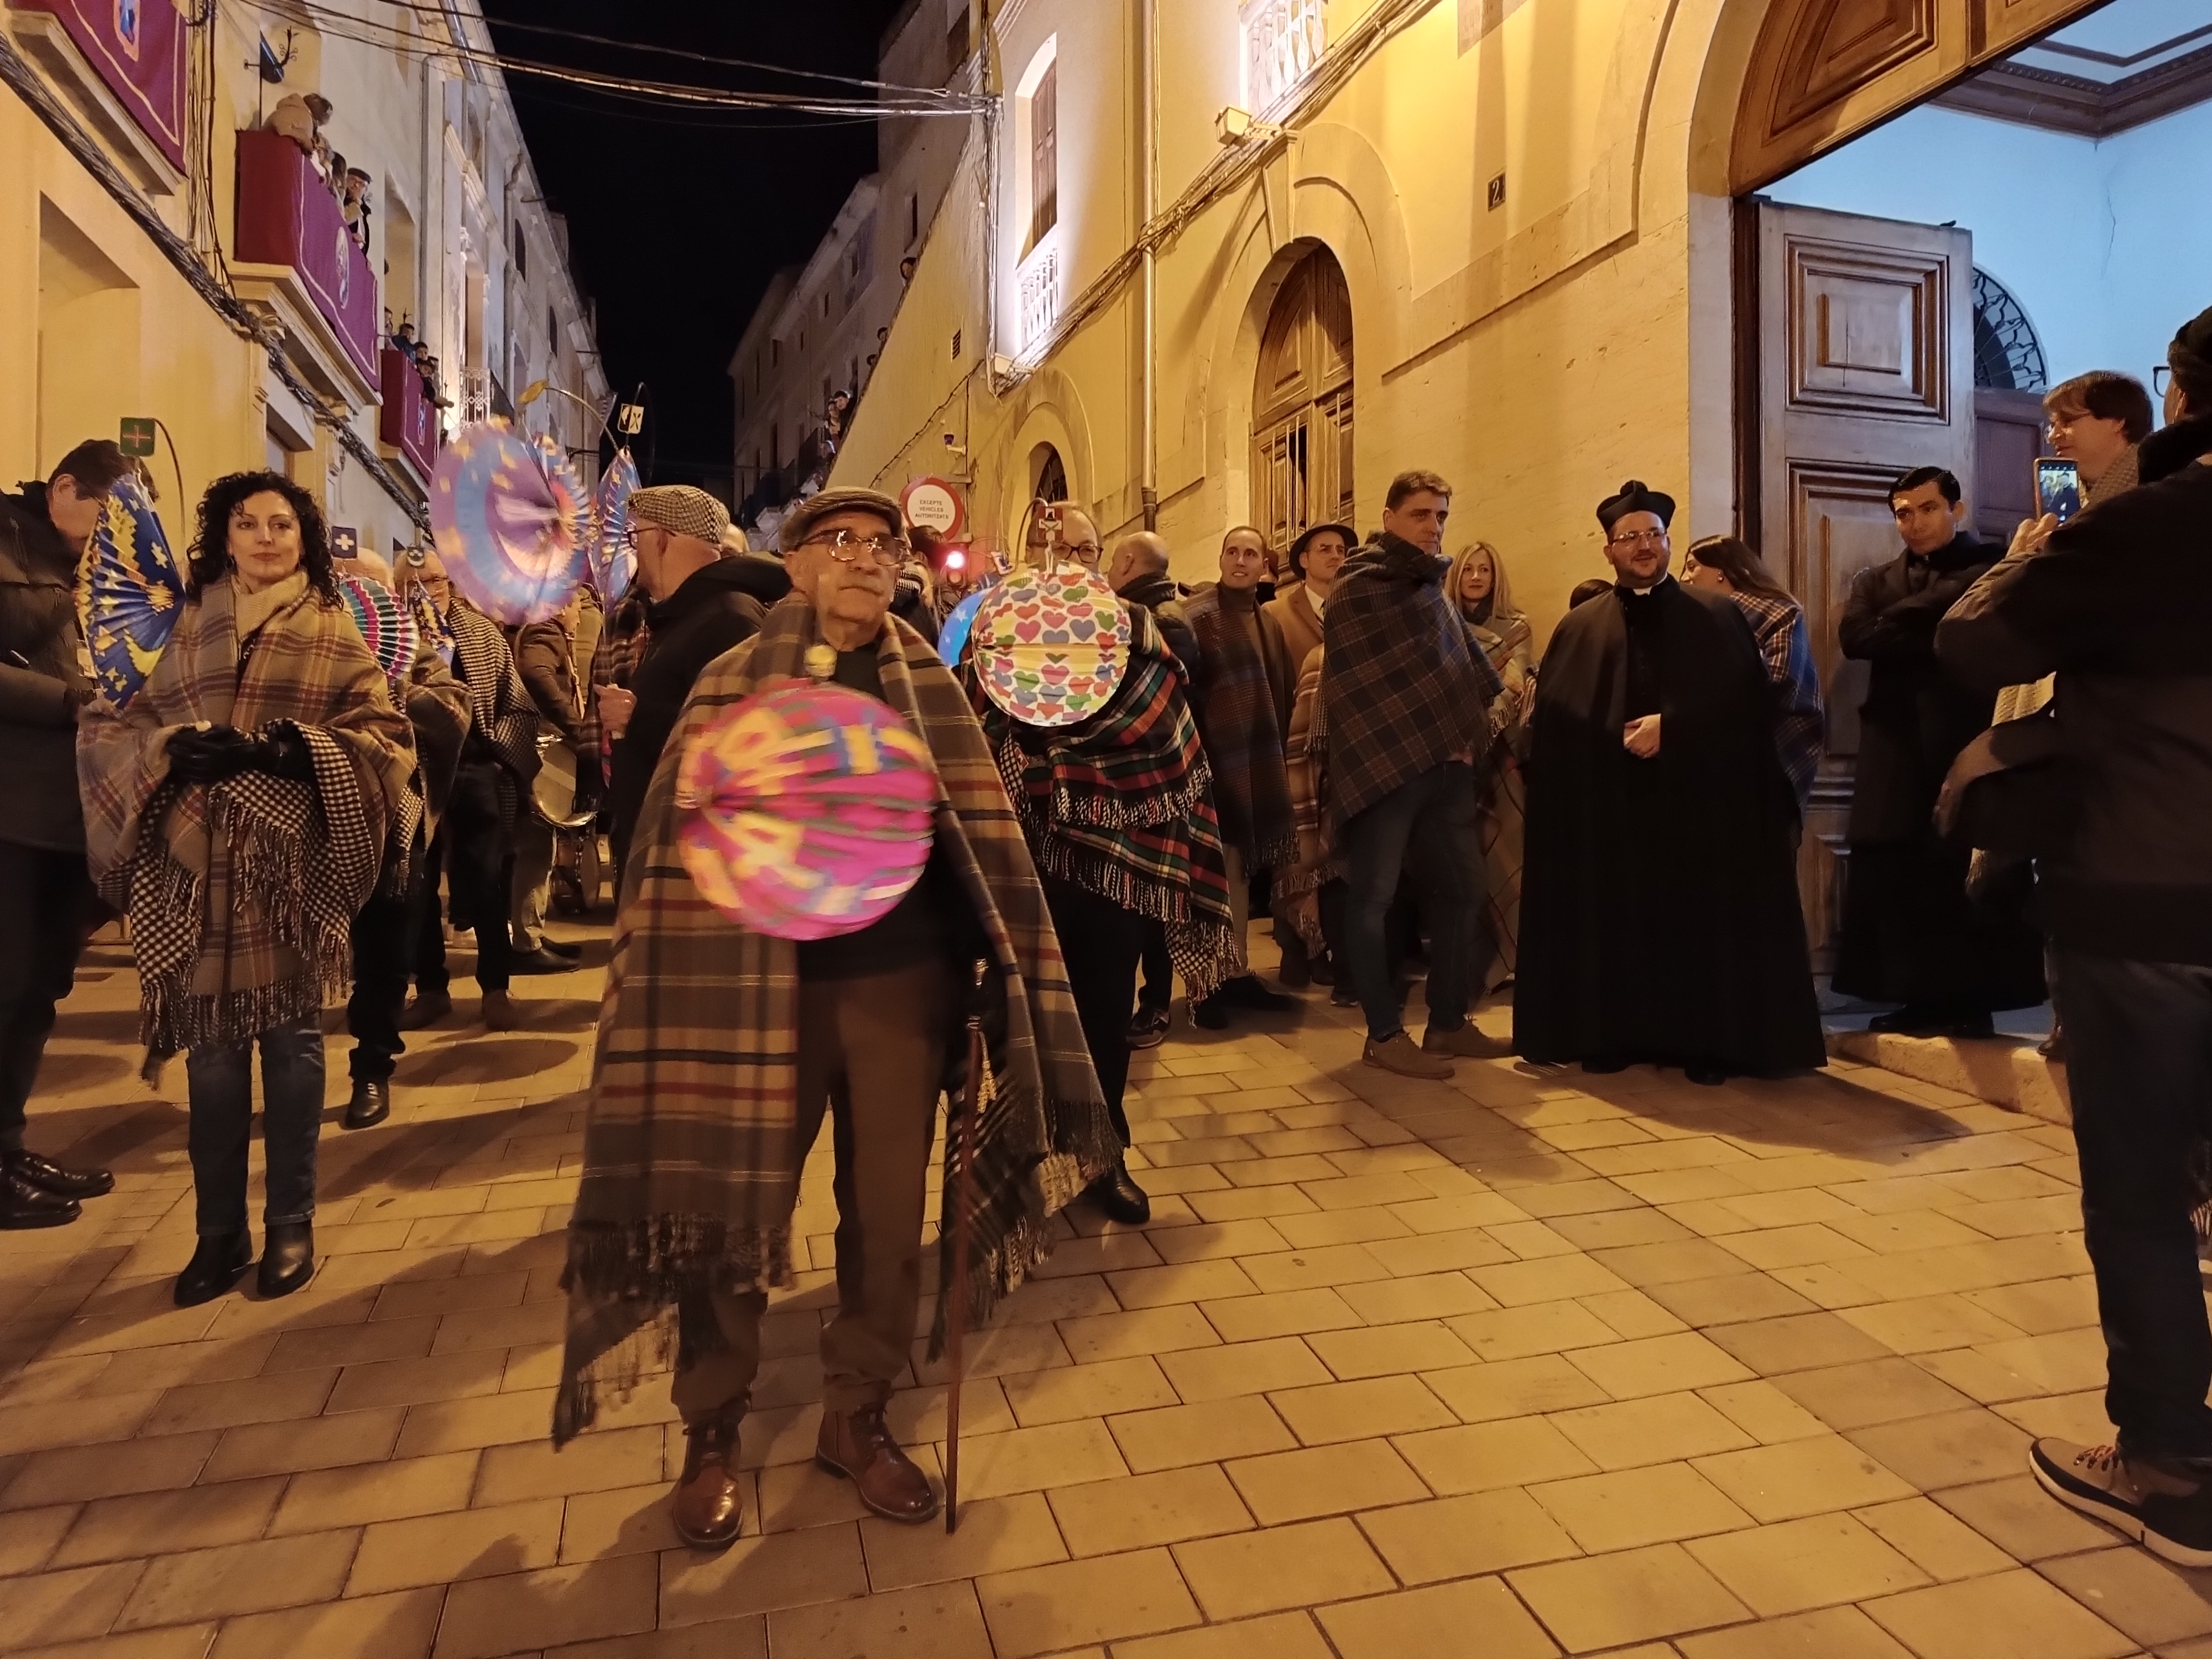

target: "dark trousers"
[1043,875,1146,1145]
[2051,947,2212,1462]
[185,1012,323,1237]
[1138,922,1172,1014]
[1343,761,1488,1044]
[348,863,414,1082]
[414,764,514,995]
[0,841,100,1154]
[671,961,953,1423]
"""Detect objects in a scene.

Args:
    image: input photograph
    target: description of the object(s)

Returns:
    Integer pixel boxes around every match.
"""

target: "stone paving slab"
[0,925,2194,1658]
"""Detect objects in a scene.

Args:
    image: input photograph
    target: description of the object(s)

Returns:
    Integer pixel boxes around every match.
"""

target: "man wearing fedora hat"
[599,486,786,865]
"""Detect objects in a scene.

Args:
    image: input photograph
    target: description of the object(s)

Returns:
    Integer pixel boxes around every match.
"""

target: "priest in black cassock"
[1514,481,1825,1084]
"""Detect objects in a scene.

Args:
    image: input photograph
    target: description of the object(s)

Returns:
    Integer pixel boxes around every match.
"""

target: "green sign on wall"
[118,418,156,457]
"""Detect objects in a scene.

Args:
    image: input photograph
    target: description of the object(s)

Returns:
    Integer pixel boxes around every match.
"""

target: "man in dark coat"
[0,440,126,1227]
[1833,466,2044,1035]
[1938,306,2212,1560]
[599,487,783,865]
[1515,480,1824,1083]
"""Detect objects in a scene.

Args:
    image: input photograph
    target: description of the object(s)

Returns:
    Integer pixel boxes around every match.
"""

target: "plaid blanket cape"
[1274,644,1338,952]
[1183,583,1296,868]
[446,598,542,834]
[983,606,1240,1000]
[555,594,1113,1444]
[1320,536,1502,831]
[1726,589,1826,817]
[77,576,414,1073]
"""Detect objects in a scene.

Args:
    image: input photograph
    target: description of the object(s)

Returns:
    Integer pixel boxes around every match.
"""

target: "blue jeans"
[185,1012,324,1237]
[2051,947,2212,1462]
[1343,761,1489,1044]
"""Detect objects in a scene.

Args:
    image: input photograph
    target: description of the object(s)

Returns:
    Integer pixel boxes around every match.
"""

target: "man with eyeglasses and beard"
[1515,480,1823,1086]
[597,487,785,867]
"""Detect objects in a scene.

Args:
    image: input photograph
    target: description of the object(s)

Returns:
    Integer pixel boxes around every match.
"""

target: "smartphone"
[2033,457,2083,525]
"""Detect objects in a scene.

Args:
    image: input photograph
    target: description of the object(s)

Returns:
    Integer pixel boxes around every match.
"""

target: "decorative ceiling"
[1939,0,2212,134]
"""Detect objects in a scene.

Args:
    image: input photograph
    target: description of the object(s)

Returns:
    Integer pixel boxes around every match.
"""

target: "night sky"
[479,2,909,494]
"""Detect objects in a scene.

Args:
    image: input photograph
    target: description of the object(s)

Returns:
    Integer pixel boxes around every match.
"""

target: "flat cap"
[629,485,729,549]
[778,486,905,554]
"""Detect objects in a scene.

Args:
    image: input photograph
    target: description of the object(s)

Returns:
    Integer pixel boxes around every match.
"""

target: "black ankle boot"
[175,1231,252,1306]
[1087,1160,1152,1226]
[258,1221,316,1298]
[343,1077,390,1130]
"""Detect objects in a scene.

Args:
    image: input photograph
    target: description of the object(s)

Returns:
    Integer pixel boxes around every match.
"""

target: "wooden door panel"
[1974,385,2045,542]
[1754,201,1974,967]
[1790,241,1954,421]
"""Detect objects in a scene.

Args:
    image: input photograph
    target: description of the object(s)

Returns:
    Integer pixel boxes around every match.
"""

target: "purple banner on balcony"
[10,0,186,169]
[234,128,379,384]
[380,348,439,483]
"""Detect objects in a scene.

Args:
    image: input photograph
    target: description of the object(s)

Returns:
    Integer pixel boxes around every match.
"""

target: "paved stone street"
[0,925,2200,1659]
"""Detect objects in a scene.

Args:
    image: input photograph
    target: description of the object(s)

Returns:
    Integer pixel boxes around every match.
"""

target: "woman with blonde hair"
[1447,541,1533,988]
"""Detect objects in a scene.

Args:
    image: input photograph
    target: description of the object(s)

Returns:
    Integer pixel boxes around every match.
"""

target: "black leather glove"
[166,725,258,786]
[246,724,317,782]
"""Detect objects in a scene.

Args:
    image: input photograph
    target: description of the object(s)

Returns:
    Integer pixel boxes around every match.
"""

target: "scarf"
[1320,535,1501,830]
[77,575,414,1072]
[982,606,1240,1000]
[1274,645,1338,953]
[555,593,1113,1445]
[1183,583,1296,868]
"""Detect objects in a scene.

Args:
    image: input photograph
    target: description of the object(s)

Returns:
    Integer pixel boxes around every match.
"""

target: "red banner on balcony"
[380,348,439,484]
[10,0,186,169]
[234,128,379,384]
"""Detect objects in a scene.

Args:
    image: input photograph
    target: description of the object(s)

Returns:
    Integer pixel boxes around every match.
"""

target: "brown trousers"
[669,959,953,1425]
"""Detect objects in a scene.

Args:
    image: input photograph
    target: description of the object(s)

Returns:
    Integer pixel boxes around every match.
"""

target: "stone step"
[1828,1029,2070,1126]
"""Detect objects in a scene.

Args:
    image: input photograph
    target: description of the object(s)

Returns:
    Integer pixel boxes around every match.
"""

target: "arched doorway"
[1250,246,1353,552]
[1029,441,1068,507]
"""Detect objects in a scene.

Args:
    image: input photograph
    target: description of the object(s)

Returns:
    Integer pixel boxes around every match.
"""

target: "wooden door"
[1974,387,2046,544]
[1748,200,1976,969]
[1251,248,1354,552]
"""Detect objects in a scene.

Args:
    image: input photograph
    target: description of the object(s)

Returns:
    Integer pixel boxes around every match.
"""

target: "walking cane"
[943,959,990,1533]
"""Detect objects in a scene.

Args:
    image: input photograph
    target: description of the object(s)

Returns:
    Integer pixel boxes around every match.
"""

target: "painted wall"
[1763,100,2212,393]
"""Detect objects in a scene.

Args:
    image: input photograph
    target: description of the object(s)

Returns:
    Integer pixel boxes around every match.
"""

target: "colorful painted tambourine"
[77,472,184,708]
[338,573,420,697]
[674,680,940,941]
[591,447,640,603]
[429,419,588,625]
[969,564,1130,728]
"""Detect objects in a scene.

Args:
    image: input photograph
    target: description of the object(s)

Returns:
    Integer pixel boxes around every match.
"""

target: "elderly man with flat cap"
[598,485,788,866]
[554,484,1113,1551]
[1515,479,1824,1084]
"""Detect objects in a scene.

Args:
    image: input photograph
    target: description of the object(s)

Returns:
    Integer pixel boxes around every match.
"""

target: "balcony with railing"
[378,349,439,487]
[231,127,380,403]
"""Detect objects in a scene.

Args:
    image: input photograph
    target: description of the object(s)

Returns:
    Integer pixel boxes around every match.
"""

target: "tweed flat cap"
[630,485,730,547]
[778,486,905,554]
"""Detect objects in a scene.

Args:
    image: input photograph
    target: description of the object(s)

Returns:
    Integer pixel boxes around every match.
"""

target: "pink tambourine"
[971,564,1130,728]
[674,681,940,940]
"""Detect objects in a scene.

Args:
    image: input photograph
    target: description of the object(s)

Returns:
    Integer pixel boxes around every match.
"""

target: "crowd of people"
[0,303,2208,1564]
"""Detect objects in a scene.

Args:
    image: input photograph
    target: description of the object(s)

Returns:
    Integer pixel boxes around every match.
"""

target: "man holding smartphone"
[1940,305,2212,1564]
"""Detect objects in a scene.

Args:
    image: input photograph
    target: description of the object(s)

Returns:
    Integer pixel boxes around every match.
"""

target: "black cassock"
[1514,577,1825,1075]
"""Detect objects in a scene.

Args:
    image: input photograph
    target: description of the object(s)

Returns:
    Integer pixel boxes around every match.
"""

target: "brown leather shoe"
[670,1416,744,1550]
[816,1402,938,1524]
[1422,1022,1515,1060]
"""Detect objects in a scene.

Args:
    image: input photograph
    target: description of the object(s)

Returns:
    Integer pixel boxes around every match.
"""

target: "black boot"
[175,1231,252,1306]
[1086,1160,1151,1226]
[258,1221,316,1298]
[3,1148,114,1201]
[0,1164,80,1230]
[343,1077,390,1130]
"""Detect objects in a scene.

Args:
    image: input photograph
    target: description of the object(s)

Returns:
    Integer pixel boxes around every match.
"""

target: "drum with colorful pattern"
[969,564,1129,728]
[674,681,940,940]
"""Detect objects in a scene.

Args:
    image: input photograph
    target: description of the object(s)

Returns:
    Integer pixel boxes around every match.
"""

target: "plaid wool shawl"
[555,594,1113,1444]
[1274,644,1338,952]
[1726,588,1825,816]
[1319,536,1501,830]
[1183,583,1296,868]
[580,592,651,781]
[77,576,414,1071]
[982,607,1240,1000]
[446,597,541,782]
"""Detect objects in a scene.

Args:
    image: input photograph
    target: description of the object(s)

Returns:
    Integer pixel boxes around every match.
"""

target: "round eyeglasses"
[800,529,909,569]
